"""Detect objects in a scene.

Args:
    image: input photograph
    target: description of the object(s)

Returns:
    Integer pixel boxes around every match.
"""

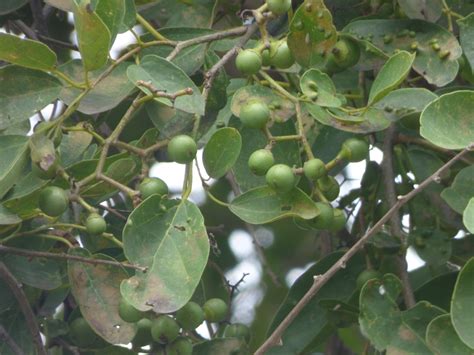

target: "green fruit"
[328,208,346,231]
[261,48,271,66]
[151,315,180,344]
[69,317,100,347]
[168,135,197,164]
[118,298,144,323]
[203,298,228,323]
[248,149,274,176]
[139,177,169,199]
[175,301,205,331]
[325,38,360,73]
[309,203,334,230]
[356,270,382,290]
[85,213,107,235]
[132,318,153,348]
[265,164,296,193]
[266,0,291,14]
[341,138,369,162]
[39,186,69,217]
[166,337,193,355]
[32,160,58,180]
[235,49,262,75]
[239,100,270,129]
[224,323,251,343]
[303,159,326,181]
[270,41,294,69]
[317,176,340,201]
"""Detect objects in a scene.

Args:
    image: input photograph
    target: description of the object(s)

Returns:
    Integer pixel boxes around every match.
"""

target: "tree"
[0,0,473,353]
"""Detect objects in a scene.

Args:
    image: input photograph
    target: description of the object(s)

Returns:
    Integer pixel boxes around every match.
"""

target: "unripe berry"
[248,149,274,176]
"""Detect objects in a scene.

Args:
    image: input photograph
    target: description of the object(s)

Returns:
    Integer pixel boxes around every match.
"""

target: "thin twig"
[0,262,47,355]
[0,325,24,355]
[255,144,473,354]
[0,245,146,272]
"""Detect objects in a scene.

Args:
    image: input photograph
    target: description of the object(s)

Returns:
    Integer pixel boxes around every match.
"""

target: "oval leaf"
[121,197,209,313]
[420,91,474,149]
[229,186,319,224]
[203,128,242,179]
[458,13,474,69]
[67,248,136,344]
[426,314,473,355]
[300,69,342,107]
[441,165,474,214]
[0,135,29,199]
[463,198,474,234]
[368,50,415,105]
[451,256,474,348]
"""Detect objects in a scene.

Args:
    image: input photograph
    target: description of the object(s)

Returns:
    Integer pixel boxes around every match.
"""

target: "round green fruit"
[248,149,274,176]
[270,41,294,69]
[265,164,296,193]
[151,315,180,344]
[356,270,382,290]
[235,49,262,75]
[266,0,291,14]
[168,135,197,164]
[239,100,270,129]
[328,38,360,68]
[132,318,153,348]
[317,176,340,201]
[85,213,107,235]
[39,186,69,217]
[69,317,100,347]
[166,337,193,355]
[203,298,228,323]
[303,159,326,181]
[328,208,346,231]
[176,301,205,331]
[341,138,369,162]
[118,298,144,323]
[139,177,169,199]
[224,323,251,343]
[309,203,334,230]
[261,48,271,66]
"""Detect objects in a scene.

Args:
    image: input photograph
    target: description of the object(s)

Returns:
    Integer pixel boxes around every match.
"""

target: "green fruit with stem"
[118,298,144,323]
[39,186,69,217]
[132,318,153,348]
[239,100,270,128]
[85,213,107,235]
[303,158,326,181]
[224,323,251,343]
[265,164,296,193]
[151,315,180,344]
[325,38,360,73]
[328,208,346,231]
[341,138,369,162]
[168,135,197,164]
[248,149,274,176]
[309,202,334,230]
[203,298,228,323]
[356,270,382,290]
[139,177,169,199]
[166,337,193,355]
[266,0,292,15]
[317,176,340,201]
[270,41,294,69]
[69,317,100,347]
[235,49,262,75]
[175,301,205,330]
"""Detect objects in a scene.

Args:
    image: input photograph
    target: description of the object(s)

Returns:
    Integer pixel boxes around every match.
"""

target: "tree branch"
[0,245,147,272]
[255,144,473,355]
[0,262,47,355]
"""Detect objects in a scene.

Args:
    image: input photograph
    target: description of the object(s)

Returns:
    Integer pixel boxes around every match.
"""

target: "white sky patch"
[406,247,426,271]
[228,229,254,260]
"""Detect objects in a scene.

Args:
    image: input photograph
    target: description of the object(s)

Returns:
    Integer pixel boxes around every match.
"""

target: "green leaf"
[118,0,136,32]
[73,0,111,71]
[452,257,474,348]
[95,0,125,44]
[287,0,338,68]
[359,274,445,352]
[0,66,62,130]
[409,229,452,266]
[368,51,415,105]
[300,69,342,108]
[203,128,241,179]
[0,34,57,71]
[121,197,209,313]
[343,19,462,86]
[397,0,443,22]
[0,310,35,355]
[58,127,94,167]
[268,252,365,354]
[229,186,319,225]
[441,166,474,214]
[0,135,29,199]
[426,314,473,354]
[420,91,474,150]
[464,199,474,233]
[0,0,29,14]
[414,272,458,311]
[458,13,474,70]
[193,338,249,355]
[127,55,205,115]
[68,248,136,344]
[0,204,21,225]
